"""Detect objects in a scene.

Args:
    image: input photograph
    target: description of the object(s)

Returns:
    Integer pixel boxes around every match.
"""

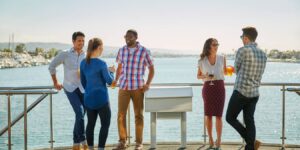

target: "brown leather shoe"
[112,142,128,150]
[254,140,262,150]
[82,144,89,150]
[72,145,80,150]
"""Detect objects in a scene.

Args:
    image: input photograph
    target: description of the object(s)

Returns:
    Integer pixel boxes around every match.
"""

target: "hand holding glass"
[225,66,235,76]
[108,65,116,89]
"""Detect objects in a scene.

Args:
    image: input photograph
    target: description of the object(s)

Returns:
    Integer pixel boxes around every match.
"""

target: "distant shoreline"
[1,42,300,69]
[1,54,299,70]
[0,52,50,69]
[0,52,199,69]
[267,58,300,63]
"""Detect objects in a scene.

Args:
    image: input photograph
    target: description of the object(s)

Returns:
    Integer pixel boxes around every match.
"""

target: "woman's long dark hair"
[200,38,217,60]
[86,38,103,64]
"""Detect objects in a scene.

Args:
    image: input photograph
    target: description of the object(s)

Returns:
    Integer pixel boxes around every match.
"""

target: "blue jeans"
[64,88,86,144]
[86,103,111,148]
[226,90,259,150]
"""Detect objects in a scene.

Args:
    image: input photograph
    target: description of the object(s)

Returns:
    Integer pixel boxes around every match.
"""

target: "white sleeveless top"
[198,55,225,81]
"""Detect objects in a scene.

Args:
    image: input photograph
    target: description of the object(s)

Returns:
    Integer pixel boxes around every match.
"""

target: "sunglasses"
[212,43,219,47]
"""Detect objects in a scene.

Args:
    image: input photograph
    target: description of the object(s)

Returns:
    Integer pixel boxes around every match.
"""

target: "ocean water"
[0,57,300,149]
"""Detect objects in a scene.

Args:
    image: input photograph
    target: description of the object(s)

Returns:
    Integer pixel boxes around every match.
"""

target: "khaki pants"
[118,89,144,144]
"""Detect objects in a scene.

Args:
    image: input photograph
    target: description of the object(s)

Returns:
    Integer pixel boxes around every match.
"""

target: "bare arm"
[197,59,206,79]
[143,66,154,92]
[197,68,203,79]
[114,63,122,82]
[223,56,227,75]
[146,66,154,85]
[197,68,207,79]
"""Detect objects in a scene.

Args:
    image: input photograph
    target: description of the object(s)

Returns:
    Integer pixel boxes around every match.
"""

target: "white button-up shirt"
[48,48,86,93]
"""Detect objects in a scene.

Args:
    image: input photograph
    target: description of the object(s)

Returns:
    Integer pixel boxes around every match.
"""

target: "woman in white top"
[197,38,227,150]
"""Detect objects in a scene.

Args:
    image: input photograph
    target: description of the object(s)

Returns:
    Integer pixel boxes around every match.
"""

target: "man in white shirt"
[48,31,87,150]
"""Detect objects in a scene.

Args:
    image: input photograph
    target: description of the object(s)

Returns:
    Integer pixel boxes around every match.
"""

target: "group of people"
[49,30,153,150]
[197,27,267,150]
[48,27,267,150]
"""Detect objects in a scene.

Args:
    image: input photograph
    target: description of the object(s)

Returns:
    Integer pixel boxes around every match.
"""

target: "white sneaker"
[134,143,143,150]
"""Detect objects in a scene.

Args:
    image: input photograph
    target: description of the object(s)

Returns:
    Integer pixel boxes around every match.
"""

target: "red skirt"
[202,80,225,117]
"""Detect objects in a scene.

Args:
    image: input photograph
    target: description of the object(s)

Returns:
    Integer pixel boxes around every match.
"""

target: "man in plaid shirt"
[226,27,267,150]
[113,29,155,150]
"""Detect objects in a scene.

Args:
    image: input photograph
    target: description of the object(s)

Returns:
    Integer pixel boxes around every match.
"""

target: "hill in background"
[0,42,198,58]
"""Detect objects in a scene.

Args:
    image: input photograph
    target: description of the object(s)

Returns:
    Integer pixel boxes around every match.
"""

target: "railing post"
[7,95,12,150]
[180,112,187,148]
[0,94,48,137]
[150,112,157,149]
[24,94,28,150]
[49,94,54,149]
[281,85,286,150]
[127,104,131,145]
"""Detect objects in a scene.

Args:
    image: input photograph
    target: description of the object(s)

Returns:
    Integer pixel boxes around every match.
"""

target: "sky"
[0,0,300,54]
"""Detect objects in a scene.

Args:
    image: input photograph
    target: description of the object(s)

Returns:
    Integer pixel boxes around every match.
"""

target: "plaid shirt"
[234,42,267,98]
[116,42,154,90]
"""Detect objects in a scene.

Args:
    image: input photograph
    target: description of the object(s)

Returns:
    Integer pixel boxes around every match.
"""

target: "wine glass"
[108,60,116,89]
[108,59,116,68]
[209,70,214,86]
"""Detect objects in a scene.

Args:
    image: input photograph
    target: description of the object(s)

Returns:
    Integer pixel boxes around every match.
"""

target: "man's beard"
[74,45,83,50]
[126,41,135,47]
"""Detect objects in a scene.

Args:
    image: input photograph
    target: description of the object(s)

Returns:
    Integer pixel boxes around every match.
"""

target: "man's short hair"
[72,31,85,41]
[242,27,258,41]
[126,29,138,38]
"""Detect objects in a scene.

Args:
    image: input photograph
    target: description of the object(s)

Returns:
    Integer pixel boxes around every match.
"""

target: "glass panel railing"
[0,84,299,149]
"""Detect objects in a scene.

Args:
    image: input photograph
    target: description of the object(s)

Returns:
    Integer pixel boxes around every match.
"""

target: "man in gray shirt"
[48,31,87,150]
[226,27,267,150]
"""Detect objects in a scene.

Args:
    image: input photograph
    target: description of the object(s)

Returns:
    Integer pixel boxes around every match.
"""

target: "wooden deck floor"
[37,142,300,150]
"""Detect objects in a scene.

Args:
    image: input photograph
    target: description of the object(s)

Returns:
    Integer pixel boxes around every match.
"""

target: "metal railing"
[0,86,58,150]
[149,83,300,150]
[0,83,300,150]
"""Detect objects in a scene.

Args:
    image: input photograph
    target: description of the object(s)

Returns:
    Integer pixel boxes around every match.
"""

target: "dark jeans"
[64,88,86,144]
[226,90,259,150]
[86,103,111,148]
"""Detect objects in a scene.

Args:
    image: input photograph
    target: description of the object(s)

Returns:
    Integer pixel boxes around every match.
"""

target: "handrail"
[151,82,300,86]
[0,82,299,90]
[287,88,300,96]
[286,88,300,92]
[0,89,58,95]
[0,88,58,150]
[0,82,299,150]
[0,94,49,136]
[0,86,54,90]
